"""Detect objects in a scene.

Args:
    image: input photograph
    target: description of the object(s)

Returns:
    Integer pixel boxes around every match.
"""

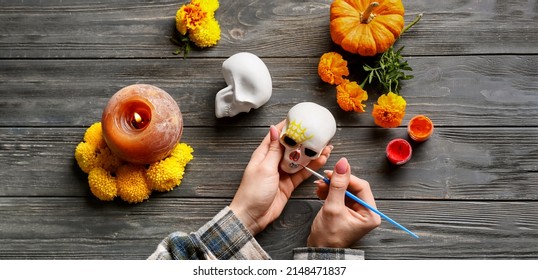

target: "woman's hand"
[307,157,381,247]
[229,122,333,236]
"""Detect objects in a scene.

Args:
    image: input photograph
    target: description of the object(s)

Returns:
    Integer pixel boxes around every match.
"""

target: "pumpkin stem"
[360,2,380,24]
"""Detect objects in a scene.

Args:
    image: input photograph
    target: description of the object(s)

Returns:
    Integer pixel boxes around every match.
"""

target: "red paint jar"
[386,138,412,165]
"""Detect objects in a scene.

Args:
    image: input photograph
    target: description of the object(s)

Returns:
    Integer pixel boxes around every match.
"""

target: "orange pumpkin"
[330,0,405,56]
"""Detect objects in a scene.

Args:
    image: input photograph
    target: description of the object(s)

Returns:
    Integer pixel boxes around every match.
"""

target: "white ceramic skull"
[215,52,272,118]
[279,102,337,174]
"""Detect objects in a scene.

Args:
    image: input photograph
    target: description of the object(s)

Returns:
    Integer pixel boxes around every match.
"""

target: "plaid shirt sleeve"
[293,247,365,260]
[148,206,271,260]
[148,206,365,260]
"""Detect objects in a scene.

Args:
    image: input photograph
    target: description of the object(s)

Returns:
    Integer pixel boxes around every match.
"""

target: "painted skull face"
[279,102,336,174]
[215,52,272,118]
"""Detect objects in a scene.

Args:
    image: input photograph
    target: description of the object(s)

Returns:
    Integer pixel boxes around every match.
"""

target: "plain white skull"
[215,52,272,118]
[279,102,337,174]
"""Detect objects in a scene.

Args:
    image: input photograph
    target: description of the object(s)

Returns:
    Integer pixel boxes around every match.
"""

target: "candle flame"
[131,112,148,129]
[133,112,142,124]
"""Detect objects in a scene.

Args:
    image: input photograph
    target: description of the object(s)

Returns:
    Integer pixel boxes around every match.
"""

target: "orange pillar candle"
[101,84,183,164]
[408,115,434,142]
[386,138,412,165]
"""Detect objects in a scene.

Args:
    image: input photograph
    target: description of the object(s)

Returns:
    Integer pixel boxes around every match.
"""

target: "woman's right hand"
[307,157,381,248]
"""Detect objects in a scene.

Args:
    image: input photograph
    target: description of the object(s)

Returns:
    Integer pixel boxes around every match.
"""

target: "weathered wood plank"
[0,0,536,58]
[1,56,537,127]
[1,198,537,259]
[1,127,537,200]
[1,0,537,262]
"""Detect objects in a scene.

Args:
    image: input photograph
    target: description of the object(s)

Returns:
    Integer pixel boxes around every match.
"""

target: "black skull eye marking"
[283,136,298,147]
[304,148,317,157]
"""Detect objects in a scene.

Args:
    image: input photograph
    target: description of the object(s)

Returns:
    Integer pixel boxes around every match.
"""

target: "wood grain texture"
[1,127,537,200]
[1,198,537,259]
[1,0,537,260]
[1,56,537,127]
[1,0,537,58]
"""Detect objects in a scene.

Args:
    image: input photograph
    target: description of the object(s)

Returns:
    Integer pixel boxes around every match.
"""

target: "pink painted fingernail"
[270,125,279,141]
[335,157,348,174]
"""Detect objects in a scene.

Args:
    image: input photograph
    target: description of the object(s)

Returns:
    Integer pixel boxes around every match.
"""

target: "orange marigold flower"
[336,79,368,113]
[116,164,151,204]
[192,0,219,13]
[176,2,208,35]
[318,52,349,85]
[372,92,407,128]
[189,17,221,48]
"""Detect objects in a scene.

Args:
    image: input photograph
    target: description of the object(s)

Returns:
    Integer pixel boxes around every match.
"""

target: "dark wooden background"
[1,0,538,259]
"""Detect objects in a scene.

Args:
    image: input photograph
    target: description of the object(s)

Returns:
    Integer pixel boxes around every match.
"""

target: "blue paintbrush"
[302,165,419,239]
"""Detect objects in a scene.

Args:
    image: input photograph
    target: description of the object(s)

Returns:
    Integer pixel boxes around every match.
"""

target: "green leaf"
[361,46,414,94]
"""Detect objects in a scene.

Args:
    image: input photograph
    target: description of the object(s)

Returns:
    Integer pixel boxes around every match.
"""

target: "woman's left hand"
[230,121,333,235]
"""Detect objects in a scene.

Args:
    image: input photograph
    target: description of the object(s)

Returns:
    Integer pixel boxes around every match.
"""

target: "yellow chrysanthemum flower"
[189,17,221,48]
[192,0,219,13]
[75,122,194,203]
[336,79,368,113]
[176,2,208,35]
[76,123,122,174]
[169,142,194,165]
[95,146,123,173]
[75,141,123,174]
[116,164,151,204]
[372,92,407,128]
[83,122,106,148]
[147,157,185,192]
[147,142,193,192]
[318,52,349,85]
[75,142,98,173]
[88,167,117,201]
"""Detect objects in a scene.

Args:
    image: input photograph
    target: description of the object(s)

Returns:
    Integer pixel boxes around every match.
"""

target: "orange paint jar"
[408,115,434,142]
[101,84,183,164]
